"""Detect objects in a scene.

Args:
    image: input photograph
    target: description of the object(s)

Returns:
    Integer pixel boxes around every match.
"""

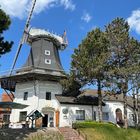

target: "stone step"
[59,127,81,140]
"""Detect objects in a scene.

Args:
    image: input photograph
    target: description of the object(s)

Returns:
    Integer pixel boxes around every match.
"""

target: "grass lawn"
[73,121,140,140]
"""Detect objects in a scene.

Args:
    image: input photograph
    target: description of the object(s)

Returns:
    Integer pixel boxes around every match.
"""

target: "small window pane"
[46,92,51,100]
[45,59,51,64]
[19,111,27,122]
[24,92,28,100]
[76,110,85,120]
[3,114,10,123]
[45,50,50,55]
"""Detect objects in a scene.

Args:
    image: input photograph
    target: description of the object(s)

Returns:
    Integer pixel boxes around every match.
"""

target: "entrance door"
[42,114,48,127]
[116,108,123,124]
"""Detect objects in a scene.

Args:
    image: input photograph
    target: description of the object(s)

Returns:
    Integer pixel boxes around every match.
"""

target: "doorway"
[42,114,48,127]
[116,108,123,125]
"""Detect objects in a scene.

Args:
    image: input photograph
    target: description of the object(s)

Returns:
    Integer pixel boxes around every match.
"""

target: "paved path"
[59,127,82,140]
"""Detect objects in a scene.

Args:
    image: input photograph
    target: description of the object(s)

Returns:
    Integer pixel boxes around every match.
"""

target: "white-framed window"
[103,112,109,121]
[3,114,10,123]
[45,59,51,64]
[45,50,50,55]
[76,110,85,120]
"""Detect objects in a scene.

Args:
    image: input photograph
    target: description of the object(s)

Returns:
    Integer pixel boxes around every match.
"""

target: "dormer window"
[45,50,50,55]
[45,59,51,64]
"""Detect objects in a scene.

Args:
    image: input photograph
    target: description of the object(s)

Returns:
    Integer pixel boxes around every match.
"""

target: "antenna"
[9,0,37,76]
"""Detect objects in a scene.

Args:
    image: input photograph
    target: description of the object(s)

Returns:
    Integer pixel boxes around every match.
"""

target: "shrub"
[72,121,115,129]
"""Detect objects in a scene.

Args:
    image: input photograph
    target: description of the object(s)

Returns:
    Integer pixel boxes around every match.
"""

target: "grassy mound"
[73,121,140,140]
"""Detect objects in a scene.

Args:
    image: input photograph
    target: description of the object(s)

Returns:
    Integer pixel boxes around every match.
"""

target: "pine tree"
[0,8,13,56]
[71,28,110,122]
[105,18,140,128]
[60,73,81,97]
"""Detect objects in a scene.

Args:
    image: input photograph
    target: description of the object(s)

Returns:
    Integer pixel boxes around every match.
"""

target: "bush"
[72,121,115,129]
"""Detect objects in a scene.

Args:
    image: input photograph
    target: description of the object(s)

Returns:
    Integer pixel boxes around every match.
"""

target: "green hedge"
[72,121,115,129]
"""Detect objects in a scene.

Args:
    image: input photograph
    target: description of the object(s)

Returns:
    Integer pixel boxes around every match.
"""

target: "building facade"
[7,28,67,128]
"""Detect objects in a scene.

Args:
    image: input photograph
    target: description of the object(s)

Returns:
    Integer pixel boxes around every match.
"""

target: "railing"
[0,65,69,78]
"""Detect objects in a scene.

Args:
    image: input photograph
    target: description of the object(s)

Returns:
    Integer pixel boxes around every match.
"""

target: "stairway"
[59,127,82,140]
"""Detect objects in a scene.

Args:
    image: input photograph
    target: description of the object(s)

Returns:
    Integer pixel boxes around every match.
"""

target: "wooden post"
[55,110,60,127]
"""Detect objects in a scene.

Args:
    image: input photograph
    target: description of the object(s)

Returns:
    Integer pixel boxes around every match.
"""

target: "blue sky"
[0,0,140,93]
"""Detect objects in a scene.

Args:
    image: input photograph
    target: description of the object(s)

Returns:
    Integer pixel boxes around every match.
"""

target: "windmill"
[0,0,68,128]
[1,0,68,95]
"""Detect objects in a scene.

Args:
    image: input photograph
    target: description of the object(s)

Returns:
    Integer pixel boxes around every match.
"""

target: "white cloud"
[60,0,75,11]
[81,12,92,23]
[0,0,75,19]
[0,0,29,19]
[34,0,57,14]
[127,9,140,34]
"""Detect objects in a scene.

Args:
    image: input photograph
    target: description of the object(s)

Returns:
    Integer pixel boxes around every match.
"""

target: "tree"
[71,28,110,122]
[60,73,81,97]
[131,74,140,128]
[0,8,13,56]
[105,18,140,128]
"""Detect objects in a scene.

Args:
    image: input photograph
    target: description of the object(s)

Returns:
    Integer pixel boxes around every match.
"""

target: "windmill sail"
[9,0,37,76]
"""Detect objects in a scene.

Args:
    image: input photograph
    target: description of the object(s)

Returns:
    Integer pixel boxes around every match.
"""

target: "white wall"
[103,101,135,126]
[59,104,98,127]
[10,80,62,126]
[10,81,135,127]
[59,102,134,127]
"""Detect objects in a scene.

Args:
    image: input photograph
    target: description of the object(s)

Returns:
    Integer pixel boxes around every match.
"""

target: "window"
[103,112,109,121]
[23,92,28,100]
[76,110,85,120]
[19,111,27,122]
[3,114,10,123]
[45,59,51,64]
[45,50,50,55]
[46,92,51,100]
